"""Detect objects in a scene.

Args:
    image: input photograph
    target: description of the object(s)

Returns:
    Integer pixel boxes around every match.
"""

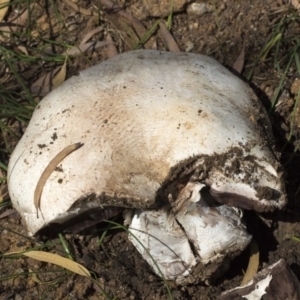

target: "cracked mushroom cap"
[8,50,286,236]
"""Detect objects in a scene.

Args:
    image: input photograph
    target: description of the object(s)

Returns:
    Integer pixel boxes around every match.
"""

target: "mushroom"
[7,50,286,284]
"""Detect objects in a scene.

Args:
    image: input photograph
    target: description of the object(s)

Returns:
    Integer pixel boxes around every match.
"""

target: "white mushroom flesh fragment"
[129,209,197,281]
[8,50,286,283]
[242,274,272,300]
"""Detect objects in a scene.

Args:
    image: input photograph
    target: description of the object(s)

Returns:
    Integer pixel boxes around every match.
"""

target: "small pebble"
[187,3,212,16]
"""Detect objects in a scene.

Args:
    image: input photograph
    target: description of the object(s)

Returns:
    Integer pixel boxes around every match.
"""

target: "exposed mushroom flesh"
[129,182,251,283]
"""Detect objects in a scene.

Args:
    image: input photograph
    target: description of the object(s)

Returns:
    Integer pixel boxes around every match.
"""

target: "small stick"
[34,143,84,219]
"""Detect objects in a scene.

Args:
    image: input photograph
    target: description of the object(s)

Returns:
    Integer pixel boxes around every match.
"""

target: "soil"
[1,0,300,299]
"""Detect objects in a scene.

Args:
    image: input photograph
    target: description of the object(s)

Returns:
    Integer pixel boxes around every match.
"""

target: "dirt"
[1,0,300,299]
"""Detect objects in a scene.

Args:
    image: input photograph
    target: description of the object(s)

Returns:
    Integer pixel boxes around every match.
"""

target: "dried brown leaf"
[30,58,67,97]
[30,66,60,97]
[17,45,29,55]
[106,14,139,50]
[8,5,34,25]
[101,0,145,28]
[232,43,245,74]
[0,184,9,202]
[290,0,300,10]
[65,0,92,16]
[101,0,154,49]
[52,58,67,88]
[66,41,113,56]
[0,4,35,42]
[0,68,10,83]
[80,26,104,45]
[151,39,158,50]
[0,208,17,219]
[23,251,91,277]
[106,33,118,58]
[0,0,9,22]
[159,21,180,53]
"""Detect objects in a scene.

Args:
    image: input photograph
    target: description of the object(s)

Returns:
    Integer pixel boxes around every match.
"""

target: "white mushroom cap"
[8,50,287,283]
[8,50,285,236]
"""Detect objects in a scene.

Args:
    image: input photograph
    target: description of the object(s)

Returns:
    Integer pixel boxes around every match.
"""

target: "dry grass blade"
[240,240,259,286]
[23,251,91,277]
[159,21,180,52]
[0,0,9,22]
[34,143,84,218]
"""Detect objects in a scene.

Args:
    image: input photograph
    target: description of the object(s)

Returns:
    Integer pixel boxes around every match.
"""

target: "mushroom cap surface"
[8,50,286,235]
